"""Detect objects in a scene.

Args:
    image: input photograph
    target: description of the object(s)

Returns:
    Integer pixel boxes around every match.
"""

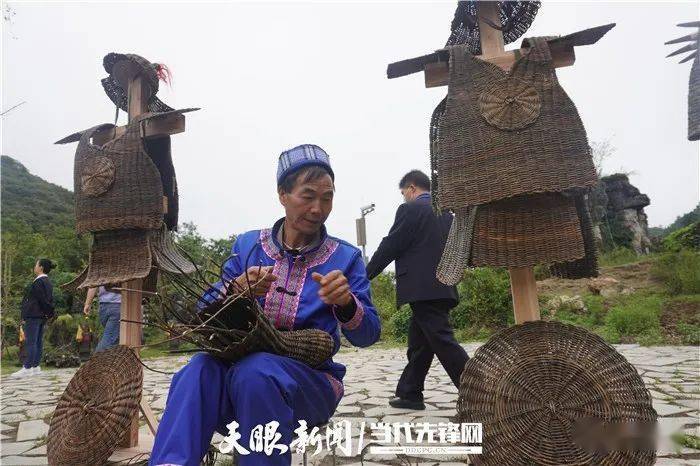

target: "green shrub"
[676,323,700,345]
[455,326,494,342]
[604,295,663,345]
[450,268,513,331]
[582,295,607,325]
[370,272,398,322]
[47,314,79,347]
[650,250,700,295]
[599,247,639,267]
[662,222,700,252]
[389,305,412,342]
[534,265,551,281]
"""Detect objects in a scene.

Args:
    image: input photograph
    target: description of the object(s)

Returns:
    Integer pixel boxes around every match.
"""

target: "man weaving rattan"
[150,144,381,466]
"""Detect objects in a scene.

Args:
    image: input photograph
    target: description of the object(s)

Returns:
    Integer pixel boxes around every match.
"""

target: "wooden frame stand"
[112,71,188,448]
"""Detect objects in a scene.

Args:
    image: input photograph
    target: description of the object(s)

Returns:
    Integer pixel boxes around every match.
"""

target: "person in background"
[366,170,469,410]
[84,285,122,351]
[12,258,55,378]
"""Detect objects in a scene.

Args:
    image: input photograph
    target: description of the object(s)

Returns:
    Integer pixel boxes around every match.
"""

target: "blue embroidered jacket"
[201,218,381,394]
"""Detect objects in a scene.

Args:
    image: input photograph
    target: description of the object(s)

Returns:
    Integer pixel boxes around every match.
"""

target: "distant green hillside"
[650,204,700,238]
[1,155,74,231]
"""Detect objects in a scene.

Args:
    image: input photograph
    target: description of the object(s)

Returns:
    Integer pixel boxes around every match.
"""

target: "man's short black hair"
[37,258,54,274]
[278,165,334,194]
[399,170,431,191]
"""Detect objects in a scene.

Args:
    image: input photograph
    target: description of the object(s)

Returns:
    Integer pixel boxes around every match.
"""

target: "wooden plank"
[476,1,504,58]
[121,74,148,449]
[120,277,143,448]
[387,23,614,80]
[128,76,148,122]
[387,51,448,79]
[473,2,541,325]
[91,112,186,146]
[508,267,541,324]
[140,397,159,435]
[424,44,575,88]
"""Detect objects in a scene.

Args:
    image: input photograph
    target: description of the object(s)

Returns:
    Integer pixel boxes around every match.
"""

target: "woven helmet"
[445,1,541,53]
[101,53,174,113]
[457,321,657,465]
[47,345,143,466]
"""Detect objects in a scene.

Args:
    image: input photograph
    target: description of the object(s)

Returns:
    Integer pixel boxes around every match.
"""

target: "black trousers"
[395,299,469,402]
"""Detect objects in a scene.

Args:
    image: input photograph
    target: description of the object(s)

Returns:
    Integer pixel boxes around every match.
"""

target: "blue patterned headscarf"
[276,144,334,186]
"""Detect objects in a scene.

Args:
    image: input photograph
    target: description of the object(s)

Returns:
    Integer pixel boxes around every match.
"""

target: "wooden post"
[476,1,505,58]
[476,1,541,324]
[508,268,540,323]
[119,72,151,448]
[120,278,143,447]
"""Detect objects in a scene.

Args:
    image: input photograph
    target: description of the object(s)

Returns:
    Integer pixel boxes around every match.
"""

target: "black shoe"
[389,397,426,410]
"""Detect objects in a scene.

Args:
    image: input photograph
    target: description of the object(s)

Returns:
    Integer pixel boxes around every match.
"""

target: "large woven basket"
[457,321,657,465]
[181,294,335,368]
[47,345,143,466]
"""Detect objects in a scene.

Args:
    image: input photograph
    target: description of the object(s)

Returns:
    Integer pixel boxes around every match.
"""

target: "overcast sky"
[3,1,699,261]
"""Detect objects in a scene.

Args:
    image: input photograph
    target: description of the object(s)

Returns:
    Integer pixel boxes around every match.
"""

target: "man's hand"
[234,266,277,297]
[83,303,91,316]
[312,270,352,307]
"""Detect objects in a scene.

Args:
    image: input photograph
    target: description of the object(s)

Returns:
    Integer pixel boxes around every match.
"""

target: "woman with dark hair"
[150,144,381,466]
[12,258,55,378]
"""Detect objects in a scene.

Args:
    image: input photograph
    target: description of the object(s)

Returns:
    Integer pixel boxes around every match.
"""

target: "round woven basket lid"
[446,1,541,53]
[457,321,657,465]
[80,156,115,197]
[47,345,143,466]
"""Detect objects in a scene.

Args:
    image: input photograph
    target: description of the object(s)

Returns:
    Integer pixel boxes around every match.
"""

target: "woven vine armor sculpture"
[432,36,601,284]
[436,37,597,209]
[56,110,197,289]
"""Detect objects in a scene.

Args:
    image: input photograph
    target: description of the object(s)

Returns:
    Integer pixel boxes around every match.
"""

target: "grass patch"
[599,247,642,267]
[603,294,664,345]
[650,250,700,295]
[672,433,700,450]
[660,295,700,345]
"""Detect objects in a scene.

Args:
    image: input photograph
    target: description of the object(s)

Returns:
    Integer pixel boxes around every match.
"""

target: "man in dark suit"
[366,170,469,410]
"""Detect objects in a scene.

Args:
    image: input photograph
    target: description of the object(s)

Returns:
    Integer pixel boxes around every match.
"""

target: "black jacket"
[20,276,55,319]
[366,193,458,307]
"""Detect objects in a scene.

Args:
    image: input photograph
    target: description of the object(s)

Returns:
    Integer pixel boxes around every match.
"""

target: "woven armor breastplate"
[436,37,597,210]
[72,115,164,234]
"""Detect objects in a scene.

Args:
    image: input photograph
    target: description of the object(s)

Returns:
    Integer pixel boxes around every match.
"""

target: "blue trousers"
[150,352,341,466]
[23,318,46,368]
[96,302,121,352]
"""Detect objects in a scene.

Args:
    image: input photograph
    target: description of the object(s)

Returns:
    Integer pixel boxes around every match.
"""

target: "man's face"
[279,173,334,235]
[400,184,417,203]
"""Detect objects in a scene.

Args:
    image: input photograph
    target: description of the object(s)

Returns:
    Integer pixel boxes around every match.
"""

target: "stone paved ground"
[1,344,698,465]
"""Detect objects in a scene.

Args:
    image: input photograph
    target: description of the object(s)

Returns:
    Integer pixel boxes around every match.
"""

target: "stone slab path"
[1,344,698,465]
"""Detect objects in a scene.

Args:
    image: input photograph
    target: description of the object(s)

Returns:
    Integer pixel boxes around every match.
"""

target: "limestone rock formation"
[590,174,652,254]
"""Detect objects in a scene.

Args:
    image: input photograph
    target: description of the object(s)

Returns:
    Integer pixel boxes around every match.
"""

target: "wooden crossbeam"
[424,43,575,88]
[387,23,615,88]
[91,112,185,146]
